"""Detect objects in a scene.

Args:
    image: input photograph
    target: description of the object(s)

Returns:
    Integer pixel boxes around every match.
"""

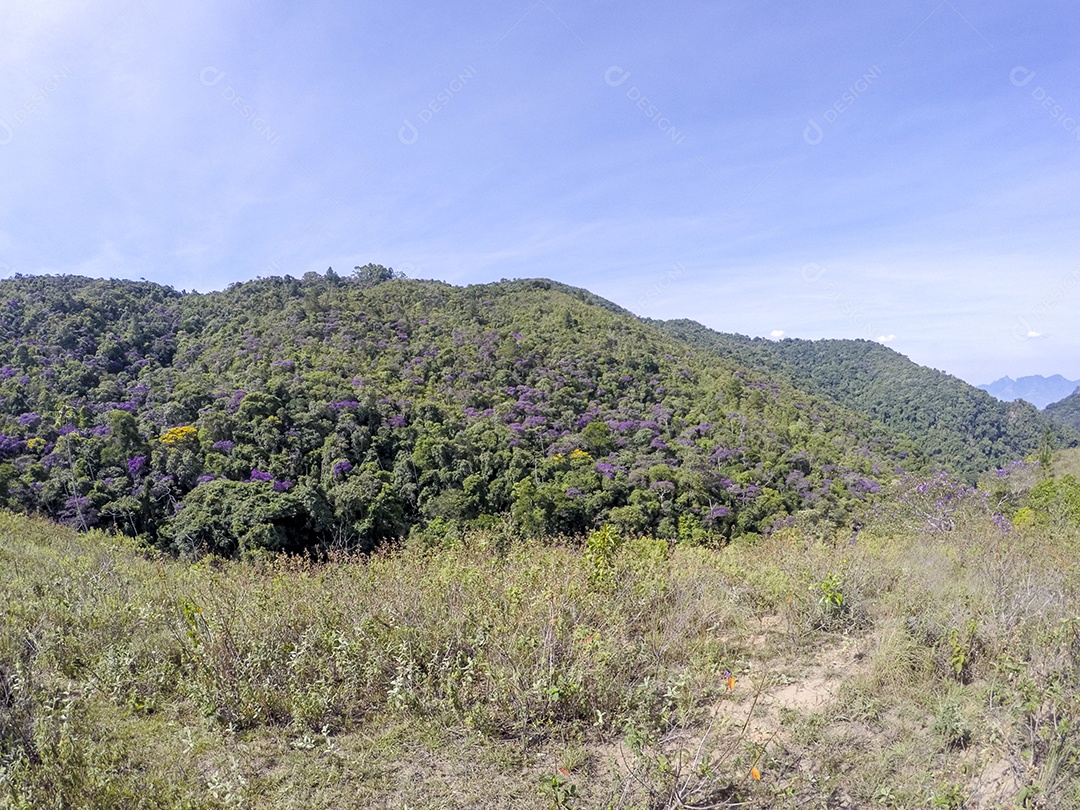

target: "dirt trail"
[697,625,1026,810]
[709,628,871,741]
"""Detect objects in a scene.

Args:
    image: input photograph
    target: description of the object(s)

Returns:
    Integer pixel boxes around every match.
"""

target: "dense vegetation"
[653,320,1075,481]
[0,271,926,556]
[1046,388,1080,433]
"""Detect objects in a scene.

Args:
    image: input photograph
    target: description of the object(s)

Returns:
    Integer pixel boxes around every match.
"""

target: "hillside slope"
[1045,389,1080,433]
[0,271,920,553]
[653,319,1074,479]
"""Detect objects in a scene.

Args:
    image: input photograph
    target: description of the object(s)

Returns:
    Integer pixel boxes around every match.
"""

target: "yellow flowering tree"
[158,425,198,447]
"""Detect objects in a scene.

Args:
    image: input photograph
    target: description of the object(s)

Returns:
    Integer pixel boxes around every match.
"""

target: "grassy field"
[2,486,1080,809]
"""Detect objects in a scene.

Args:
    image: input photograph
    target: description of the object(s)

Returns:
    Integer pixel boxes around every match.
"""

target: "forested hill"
[1045,389,1080,433]
[653,319,1075,480]
[0,271,923,555]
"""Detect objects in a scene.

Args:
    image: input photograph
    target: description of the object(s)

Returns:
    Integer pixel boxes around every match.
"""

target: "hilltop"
[0,270,922,554]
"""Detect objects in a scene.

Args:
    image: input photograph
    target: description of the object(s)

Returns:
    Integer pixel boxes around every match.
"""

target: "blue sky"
[1,1,1078,385]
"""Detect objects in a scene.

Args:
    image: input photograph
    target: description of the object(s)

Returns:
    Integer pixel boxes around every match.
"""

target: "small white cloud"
[876,334,896,343]
[770,329,785,338]
[1026,330,1044,339]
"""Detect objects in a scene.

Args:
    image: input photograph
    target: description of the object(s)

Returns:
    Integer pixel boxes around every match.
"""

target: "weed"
[929,781,967,809]
[540,772,579,810]
[947,620,979,684]
[934,703,972,750]
[813,571,853,630]
[583,523,621,590]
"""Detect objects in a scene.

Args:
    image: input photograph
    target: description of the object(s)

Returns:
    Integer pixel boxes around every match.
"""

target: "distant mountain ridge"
[978,375,1080,409]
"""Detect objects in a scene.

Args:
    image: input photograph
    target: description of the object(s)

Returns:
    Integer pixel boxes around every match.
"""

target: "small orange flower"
[727,675,736,691]
[558,767,570,776]
[750,766,761,781]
